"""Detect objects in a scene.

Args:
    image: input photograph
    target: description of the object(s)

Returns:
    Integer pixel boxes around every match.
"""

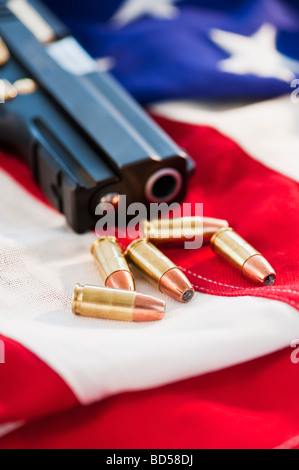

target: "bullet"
[125,239,195,303]
[140,217,229,245]
[72,284,165,322]
[0,38,10,66]
[91,237,135,291]
[210,228,276,286]
[14,78,37,95]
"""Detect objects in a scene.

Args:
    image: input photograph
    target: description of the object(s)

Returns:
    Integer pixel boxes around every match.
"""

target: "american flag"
[1,0,299,449]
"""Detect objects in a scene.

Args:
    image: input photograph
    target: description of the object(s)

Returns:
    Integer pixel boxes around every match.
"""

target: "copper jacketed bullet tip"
[106,270,136,291]
[72,284,165,322]
[211,228,276,286]
[133,293,165,322]
[242,255,276,286]
[125,239,195,303]
[91,237,135,291]
[160,268,195,303]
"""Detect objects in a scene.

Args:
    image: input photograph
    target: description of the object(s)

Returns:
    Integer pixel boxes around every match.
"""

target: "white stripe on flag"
[151,95,299,183]
[0,169,298,405]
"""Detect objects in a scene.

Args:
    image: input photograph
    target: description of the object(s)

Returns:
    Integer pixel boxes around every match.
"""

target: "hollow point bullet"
[72,284,165,322]
[210,228,276,286]
[125,239,195,303]
[91,237,135,291]
[140,217,229,245]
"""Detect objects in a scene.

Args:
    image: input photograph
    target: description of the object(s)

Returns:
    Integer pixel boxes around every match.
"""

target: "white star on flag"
[111,0,182,25]
[210,23,295,83]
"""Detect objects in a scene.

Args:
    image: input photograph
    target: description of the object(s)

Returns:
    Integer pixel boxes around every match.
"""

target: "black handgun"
[0,0,194,233]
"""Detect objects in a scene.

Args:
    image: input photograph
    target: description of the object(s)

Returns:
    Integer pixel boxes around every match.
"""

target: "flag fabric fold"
[44,0,299,103]
[1,0,299,448]
[1,107,299,437]
[1,344,299,449]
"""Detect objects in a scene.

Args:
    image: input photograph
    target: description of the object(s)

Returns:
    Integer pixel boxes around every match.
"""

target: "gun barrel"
[0,0,194,232]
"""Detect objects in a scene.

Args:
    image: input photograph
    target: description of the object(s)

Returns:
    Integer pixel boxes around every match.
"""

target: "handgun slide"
[0,0,194,232]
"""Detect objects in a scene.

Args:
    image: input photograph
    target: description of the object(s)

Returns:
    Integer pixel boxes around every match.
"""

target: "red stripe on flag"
[0,346,299,449]
[0,150,50,207]
[0,335,78,425]
[153,116,299,309]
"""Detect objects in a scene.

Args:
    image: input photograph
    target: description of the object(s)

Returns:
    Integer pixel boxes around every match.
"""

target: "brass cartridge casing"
[91,237,135,291]
[8,0,56,44]
[211,228,276,286]
[0,38,10,66]
[72,284,165,322]
[140,217,229,244]
[125,238,195,303]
